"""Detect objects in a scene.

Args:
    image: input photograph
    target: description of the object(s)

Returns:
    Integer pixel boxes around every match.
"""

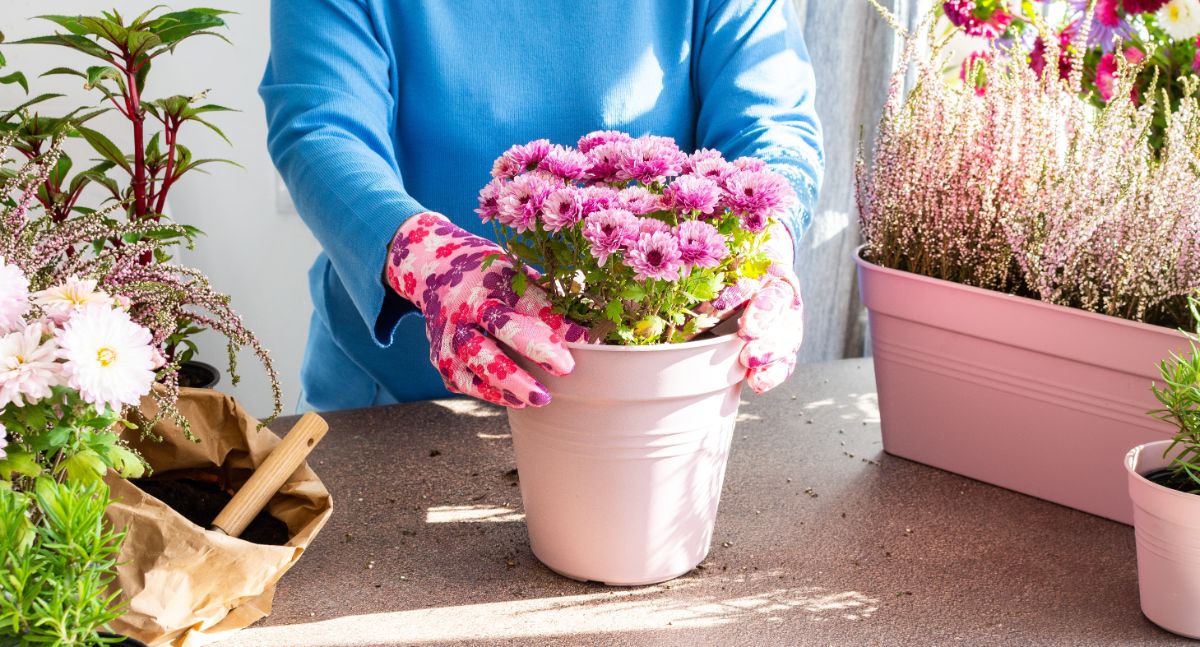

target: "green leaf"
[105,445,145,478]
[150,10,228,45]
[604,300,624,323]
[36,15,92,36]
[0,453,43,481]
[620,283,646,302]
[57,450,107,483]
[13,34,115,62]
[77,126,131,173]
[512,271,528,298]
[2,92,65,118]
[126,31,163,59]
[79,16,129,48]
[481,252,502,271]
[0,71,28,92]
[84,64,123,90]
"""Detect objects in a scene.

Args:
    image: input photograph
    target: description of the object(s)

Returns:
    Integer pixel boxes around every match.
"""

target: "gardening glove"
[386,213,588,408]
[708,221,804,394]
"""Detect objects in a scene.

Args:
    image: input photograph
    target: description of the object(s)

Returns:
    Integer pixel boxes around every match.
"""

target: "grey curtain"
[794,0,916,361]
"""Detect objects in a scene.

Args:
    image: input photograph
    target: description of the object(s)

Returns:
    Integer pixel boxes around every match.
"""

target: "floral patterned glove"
[386,213,587,408]
[709,221,804,394]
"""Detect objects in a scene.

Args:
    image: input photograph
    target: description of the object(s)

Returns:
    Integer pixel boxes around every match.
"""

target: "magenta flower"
[1067,0,1135,50]
[491,139,551,179]
[476,178,504,222]
[577,130,632,154]
[676,220,728,270]
[615,136,687,185]
[624,231,683,282]
[582,185,621,216]
[636,217,672,237]
[663,174,721,214]
[943,0,1014,39]
[725,171,795,232]
[542,187,586,231]
[539,144,591,181]
[585,141,627,183]
[1193,36,1200,73]
[582,208,638,265]
[682,148,726,174]
[619,186,664,215]
[1096,47,1145,102]
[731,156,768,173]
[496,173,554,232]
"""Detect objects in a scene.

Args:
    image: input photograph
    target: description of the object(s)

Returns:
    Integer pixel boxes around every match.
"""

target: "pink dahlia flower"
[676,220,728,270]
[58,305,156,413]
[582,209,639,265]
[0,257,30,334]
[1096,46,1145,101]
[943,0,1014,38]
[624,231,683,282]
[0,324,61,408]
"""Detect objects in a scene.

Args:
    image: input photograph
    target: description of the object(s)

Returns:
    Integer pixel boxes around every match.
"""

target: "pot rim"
[854,244,1184,339]
[1126,440,1200,503]
[566,332,741,353]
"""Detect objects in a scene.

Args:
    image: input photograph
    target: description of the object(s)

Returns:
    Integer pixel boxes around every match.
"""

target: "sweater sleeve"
[260,0,418,347]
[693,0,824,263]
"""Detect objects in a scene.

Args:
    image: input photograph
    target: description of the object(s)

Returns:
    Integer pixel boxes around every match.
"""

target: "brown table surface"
[220,359,1187,647]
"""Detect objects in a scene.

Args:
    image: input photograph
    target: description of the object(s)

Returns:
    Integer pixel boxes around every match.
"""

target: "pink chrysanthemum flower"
[58,305,157,413]
[577,130,632,154]
[0,422,6,460]
[542,187,586,231]
[636,217,673,237]
[624,231,683,282]
[682,148,726,174]
[491,139,552,179]
[476,178,504,223]
[32,277,115,325]
[0,257,30,334]
[676,220,728,270]
[619,186,664,215]
[539,144,591,181]
[582,208,639,265]
[663,174,721,214]
[943,0,1014,38]
[731,156,768,173]
[585,141,627,183]
[615,136,687,185]
[0,324,62,408]
[582,185,621,216]
[725,170,795,232]
[496,173,554,233]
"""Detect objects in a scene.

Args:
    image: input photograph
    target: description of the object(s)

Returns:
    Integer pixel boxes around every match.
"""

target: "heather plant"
[477,132,794,344]
[858,3,1200,328]
[1150,295,1200,492]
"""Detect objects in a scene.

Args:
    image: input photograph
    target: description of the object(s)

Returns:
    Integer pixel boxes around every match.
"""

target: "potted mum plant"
[474,132,796,585]
[856,2,1199,523]
[1126,295,1200,639]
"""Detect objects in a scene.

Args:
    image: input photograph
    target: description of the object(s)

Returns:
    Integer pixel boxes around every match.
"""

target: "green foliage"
[1151,295,1200,492]
[0,480,126,645]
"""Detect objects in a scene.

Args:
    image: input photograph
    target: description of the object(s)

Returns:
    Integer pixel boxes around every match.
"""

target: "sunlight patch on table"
[424,505,524,524]
[431,398,504,418]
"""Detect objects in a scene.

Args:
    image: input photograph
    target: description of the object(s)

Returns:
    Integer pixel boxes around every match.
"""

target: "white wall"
[1,1,317,417]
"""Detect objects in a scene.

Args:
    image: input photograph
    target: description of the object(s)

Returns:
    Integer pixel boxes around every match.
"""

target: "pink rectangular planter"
[856,250,1190,524]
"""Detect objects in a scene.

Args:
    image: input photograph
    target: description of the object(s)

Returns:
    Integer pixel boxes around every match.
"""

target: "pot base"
[539,555,706,587]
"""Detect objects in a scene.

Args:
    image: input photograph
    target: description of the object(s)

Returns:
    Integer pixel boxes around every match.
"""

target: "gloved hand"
[386,213,587,407]
[708,221,804,394]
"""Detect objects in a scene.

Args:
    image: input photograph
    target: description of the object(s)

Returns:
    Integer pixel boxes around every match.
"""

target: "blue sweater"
[261,0,824,412]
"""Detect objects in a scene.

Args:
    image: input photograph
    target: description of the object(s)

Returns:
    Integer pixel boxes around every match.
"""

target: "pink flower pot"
[507,334,745,586]
[856,248,1189,524]
[1126,440,1200,639]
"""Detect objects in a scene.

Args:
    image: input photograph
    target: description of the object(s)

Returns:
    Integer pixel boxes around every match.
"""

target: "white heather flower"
[33,277,114,324]
[1159,0,1200,40]
[58,305,156,413]
[0,257,30,334]
[0,325,62,408]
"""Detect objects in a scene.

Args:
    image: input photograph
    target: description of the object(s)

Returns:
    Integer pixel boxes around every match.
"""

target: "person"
[260,0,824,412]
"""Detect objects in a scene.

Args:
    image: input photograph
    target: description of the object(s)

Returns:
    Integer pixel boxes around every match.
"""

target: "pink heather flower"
[615,135,687,185]
[681,148,726,174]
[0,257,30,334]
[960,51,992,96]
[32,276,115,324]
[943,0,1014,38]
[0,325,62,408]
[476,178,504,222]
[542,187,586,231]
[1068,0,1135,50]
[585,141,627,183]
[1096,47,1145,102]
[582,208,639,265]
[663,174,721,214]
[624,231,684,282]
[725,171,795,232]
[636,217,673,237]
[58,305,157,413]
[538,144,591,181]
[577,130,632,154]
[496,173,554,233]
[491,139,551,179]
[582,185,621,216]
[1031,28,1074,80]
[676,220,728,270]
[618,186,664,215]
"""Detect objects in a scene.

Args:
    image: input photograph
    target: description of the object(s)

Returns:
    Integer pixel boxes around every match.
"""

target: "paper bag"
[103,388,333,646]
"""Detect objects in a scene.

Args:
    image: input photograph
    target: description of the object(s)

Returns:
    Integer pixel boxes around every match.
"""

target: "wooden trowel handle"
[211,412,328,538]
